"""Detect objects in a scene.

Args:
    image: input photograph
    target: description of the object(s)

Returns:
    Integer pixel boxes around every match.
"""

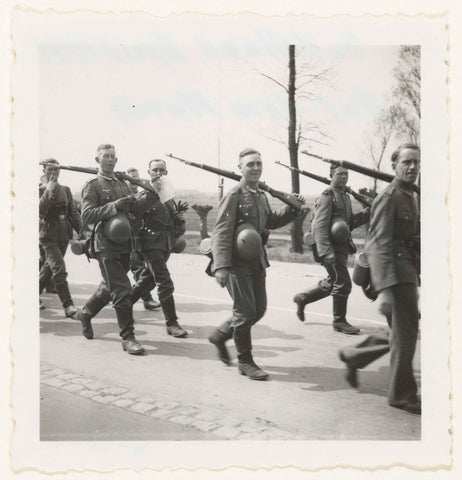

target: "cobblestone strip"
[40,364,301,440]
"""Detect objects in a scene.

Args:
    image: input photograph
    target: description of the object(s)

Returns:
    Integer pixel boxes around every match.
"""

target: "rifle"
[39,163,159,195]
[165,153,305,211]
[275,160,373,208]
[301,151,420,195]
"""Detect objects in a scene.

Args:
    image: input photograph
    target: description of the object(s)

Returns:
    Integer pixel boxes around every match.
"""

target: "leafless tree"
[255,45,335,252]
[390,45,421,144]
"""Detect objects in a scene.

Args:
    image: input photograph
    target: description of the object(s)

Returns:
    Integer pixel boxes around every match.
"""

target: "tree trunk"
[288,45,303,253]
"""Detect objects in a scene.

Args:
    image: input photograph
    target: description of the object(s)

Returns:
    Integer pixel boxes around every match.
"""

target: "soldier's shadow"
[263,363,391,396]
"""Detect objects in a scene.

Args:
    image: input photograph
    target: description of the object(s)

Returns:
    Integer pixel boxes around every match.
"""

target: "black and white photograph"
[8,6,451,474]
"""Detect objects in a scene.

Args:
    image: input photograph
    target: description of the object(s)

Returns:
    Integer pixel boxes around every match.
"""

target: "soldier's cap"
[41,158,60,168]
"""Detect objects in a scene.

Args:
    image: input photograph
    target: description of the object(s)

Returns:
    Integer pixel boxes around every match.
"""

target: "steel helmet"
[171,236,186,254]
[103,214,131,244]
[330,217,349,244]
[235,223,262,261]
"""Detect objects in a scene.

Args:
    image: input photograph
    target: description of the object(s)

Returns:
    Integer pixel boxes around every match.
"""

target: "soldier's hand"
[214,268,230,288]
[323,252,336,265]
[292,193,305,204]
[113,196,134,213]
[46,174,58,191]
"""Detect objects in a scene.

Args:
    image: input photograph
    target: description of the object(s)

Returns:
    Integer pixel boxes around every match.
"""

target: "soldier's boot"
[73,290,110,339]
[116,307,145,355]
[208,319,233,365]
[234,328,268,380]
[54,280,77,318]
[162,296,188,338]
[142,293,161,311]
[293,286,330,322]
[131,276,156,305]
[332,295,360,335]
[339,330,390,388]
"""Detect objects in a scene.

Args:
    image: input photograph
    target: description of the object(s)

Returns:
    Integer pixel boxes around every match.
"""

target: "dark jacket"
[39,182,82,242]
[312,186,370,258]
[81,174,158,254]
[365,177,420,292]
[136,196,186,252]
[211,181,298,275]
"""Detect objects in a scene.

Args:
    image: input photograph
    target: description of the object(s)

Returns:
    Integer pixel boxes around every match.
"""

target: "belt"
[58,215,66,221]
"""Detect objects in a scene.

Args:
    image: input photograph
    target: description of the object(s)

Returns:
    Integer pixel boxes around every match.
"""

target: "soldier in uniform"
[74,144,160,355]
[208,148,304,380]
[293,165,370,334]
[39,159,82,316]
[339,144,421,414]
[130,159,188,338]
[126,167,161,311]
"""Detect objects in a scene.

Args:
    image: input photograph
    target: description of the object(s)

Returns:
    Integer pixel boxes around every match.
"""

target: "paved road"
[40,253,421,441]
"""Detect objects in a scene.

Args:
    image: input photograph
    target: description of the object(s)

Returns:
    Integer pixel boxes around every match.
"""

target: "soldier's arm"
[266,203,299,230]
[80,182,118,226]
[131,189,161,217]
[366,193,398,290]
[312,193,334,258]
[211,192,238,273]
[66,187,83,233]
[350,205,371,231]
[39,183,57,217]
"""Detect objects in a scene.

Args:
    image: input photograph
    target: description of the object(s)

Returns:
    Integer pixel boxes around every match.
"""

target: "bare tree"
[256,45,335,252]
[390,45,421,144]
[363,105,399,192]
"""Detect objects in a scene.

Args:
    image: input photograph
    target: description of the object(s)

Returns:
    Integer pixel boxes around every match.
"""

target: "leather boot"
[293,285,330,322]
[208,319,233,365]
[333,295,360,335]
[115,307,136,341]
[74,309,94,339]
[162,296,188,338]
[142,294,161,310]
[234,327,268,380]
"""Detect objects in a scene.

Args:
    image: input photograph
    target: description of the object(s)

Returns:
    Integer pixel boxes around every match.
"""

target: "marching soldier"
[74,144,160,355]
[126,167,161,311]
[208,148,304,380]
[339,144,421,414]
[39,159,82,316]
[293,164,370,334]
[130,159,188,337]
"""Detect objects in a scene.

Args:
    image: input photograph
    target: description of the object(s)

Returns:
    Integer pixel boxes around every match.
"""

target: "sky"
[39,43,402,197]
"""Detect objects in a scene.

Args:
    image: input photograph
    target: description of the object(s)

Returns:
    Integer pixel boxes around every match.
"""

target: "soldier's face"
[239,153,262,185]
[127,170,139,194]
[44,164,60,182]
[148,161,167,183]
[393,148,420,184]
[331,167,348,189]
[96,147,117,175]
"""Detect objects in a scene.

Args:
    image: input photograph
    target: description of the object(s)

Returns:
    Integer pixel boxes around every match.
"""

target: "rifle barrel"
[167,154,303,211]
[301,151,420,194]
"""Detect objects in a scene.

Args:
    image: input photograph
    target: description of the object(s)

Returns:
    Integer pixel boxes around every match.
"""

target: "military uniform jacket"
[136,195,186,253]
[312,185,370,258]
[365,177,420,292]
[81,174,158,254]
[211,181,298,275]
[39,182,82,242]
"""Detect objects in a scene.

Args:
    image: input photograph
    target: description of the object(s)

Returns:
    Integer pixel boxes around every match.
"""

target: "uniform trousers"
[131,249,177,325]
[90,251,135,340]
[341,283,419,406]
[39,240,72,308]
[130,251,156,301]
[217,266,267,363]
